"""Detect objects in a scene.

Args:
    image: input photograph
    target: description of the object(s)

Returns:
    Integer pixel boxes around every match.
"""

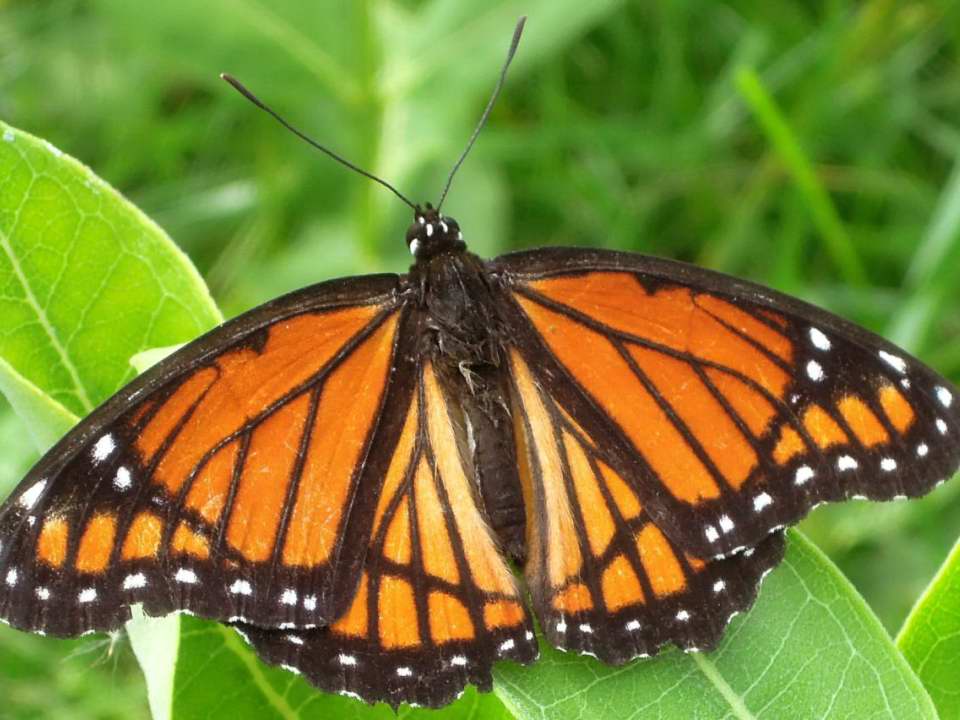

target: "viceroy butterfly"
[1,17,958,710]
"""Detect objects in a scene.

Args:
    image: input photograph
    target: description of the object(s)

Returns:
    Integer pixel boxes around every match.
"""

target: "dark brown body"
[409,239,527,561]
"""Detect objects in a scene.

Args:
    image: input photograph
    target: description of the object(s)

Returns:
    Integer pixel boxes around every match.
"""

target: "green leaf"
[495,532,937,720]
[170,616,513,719]
[0,121,221,719]
[897,535,960,717]
[0,355,78,453]
[0,120,222,418]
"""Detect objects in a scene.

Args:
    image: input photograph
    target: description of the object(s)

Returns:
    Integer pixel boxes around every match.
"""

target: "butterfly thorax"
[406,207,507,378]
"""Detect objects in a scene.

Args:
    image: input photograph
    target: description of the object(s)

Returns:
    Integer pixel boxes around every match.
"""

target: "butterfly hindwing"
[496,248,960,559]
[0,275,413,635]
[234,355,537,709]
[508,348,786,660]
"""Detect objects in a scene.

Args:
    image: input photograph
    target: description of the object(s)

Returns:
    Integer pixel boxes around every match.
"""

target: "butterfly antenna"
[436,16,526,211]
[220,73,417,210]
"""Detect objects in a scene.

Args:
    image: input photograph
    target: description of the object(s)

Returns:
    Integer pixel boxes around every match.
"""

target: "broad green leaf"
[897,535,960,717]
[0,355,78,452]
[0,120,221,418]
[0,121,221,719]
[495,532,937,720]
[171,615,514,719]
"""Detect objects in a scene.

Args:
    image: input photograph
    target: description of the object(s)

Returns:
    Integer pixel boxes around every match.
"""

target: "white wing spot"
[123,573,147,590]
[280,589,298,606]
[229,579,252,596]
[743,548,755,557]
[78,587,97,604]
[879,350,907,374]
[92,434,116,462]
[625,619,641,631]
[704,525,719,543]
[500,638,516,652]
[525,631,534,640]
[935,386,953,408]
[285,634,304,645]
[838,455,858,471]
[36,586,51,600]
[396,666,413,677]
[19,480,47,510]
[806,360,825,382]
[409,239,420,256]
[303,595,317,610]
[556,620,568,633]
[114,467,132,491]
[280,664,300,676]
[578,623,593,634]
[440,221,449,233]
[174,568,198,584]
[338,653,357,666]
[451,655,468,667]
[880,457,897,472]
[901,378,911,389]
[917,443,929,457]
[719,515,735,533]
[936,418,948,435]
[753,492,773,511]
[795,465,815,485]
[425,223,434,237]
[676,610,690,622]
[712,580,726,593]
[5,569,17,587]
[809,327,831,350]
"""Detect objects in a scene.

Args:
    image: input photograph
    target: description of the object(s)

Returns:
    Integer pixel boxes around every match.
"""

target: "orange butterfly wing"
[0,276,414,635]
[509,348,784,659]
[234,358,536,709]
[497,248,960,561]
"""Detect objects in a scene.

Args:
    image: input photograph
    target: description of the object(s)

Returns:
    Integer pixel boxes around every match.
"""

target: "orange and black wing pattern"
[235,356,537,708]
[509,348,784,659]
[0,275,412,636]
[497,248,960,562]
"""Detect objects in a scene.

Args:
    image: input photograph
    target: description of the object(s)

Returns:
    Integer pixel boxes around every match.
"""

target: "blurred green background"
[2,0,960,717]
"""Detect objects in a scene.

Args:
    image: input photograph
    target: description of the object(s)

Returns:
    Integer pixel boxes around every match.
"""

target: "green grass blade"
[735,66,867,286]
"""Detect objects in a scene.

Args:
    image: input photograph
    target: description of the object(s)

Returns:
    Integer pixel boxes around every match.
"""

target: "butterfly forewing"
[0,275,412,635]
[235,357,537,709]
[495,248,960,560]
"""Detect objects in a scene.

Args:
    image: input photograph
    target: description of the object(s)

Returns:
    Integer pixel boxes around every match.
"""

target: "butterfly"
[1,17,959,711]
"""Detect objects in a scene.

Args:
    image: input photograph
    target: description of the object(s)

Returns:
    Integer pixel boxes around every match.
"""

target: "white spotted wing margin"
[492,247,960,561]
[230,357,538,710]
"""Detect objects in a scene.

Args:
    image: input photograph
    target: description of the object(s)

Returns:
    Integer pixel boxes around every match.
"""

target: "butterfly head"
[406,204,464,260]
